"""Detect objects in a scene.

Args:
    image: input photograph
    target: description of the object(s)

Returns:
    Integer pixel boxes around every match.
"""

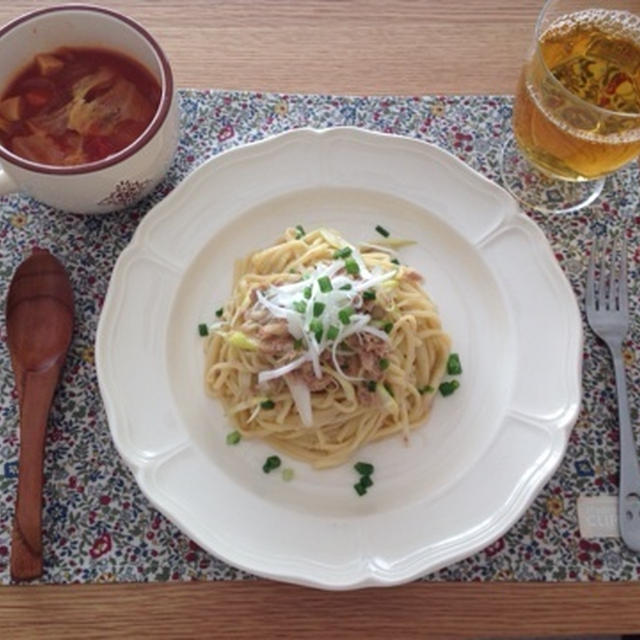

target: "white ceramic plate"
[96,127,582,589]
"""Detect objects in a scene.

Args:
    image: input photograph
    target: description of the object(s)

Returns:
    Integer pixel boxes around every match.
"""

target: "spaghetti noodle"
[204,227,451,468]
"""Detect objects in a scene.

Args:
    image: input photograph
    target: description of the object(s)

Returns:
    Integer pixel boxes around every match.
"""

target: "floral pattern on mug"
[98,179,152,208]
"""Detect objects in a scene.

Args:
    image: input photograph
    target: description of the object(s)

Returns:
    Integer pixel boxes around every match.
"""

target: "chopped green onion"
[353,460,374,496]
[418,385,434,395]
[375,225,390,237]
[383,382,395,397]
[318,276,333,292]
[226,430,241,445]
[309,318,323,342]
[228,331,258,351]
[354,482,367,496]
[263,455,282,473]
[338,307,354,325]
[198,323,209,337]
[293,300,307,313]
[333,247,353,259]
[339,283,352,291]
[362,290,376,301]
[282,468,294,482]
[354,461,374,476]
[313,301,326,317]
[446,353,463,375]
[344,258,360,275]
[391,258,400,265]
[383,322,393,334]
[260,399,275,409]
[326,325,339,340]
[293,338,304,350]
[302,272,311,280]
[303,286,312,299]
[215,308,224,318]
[366,380,377,392]
[288,268,298,274]
[295,225,305,239]
[379,358,389,370]
[439,380,460,397]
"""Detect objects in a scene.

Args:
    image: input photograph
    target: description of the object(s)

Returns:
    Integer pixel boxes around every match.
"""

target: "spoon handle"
[11,365,62,581]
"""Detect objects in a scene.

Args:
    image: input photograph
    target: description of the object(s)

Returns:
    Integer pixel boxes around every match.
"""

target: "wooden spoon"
[5,248,73,580]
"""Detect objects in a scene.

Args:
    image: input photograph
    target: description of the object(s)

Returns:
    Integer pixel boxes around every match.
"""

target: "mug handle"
[0,165,18,196]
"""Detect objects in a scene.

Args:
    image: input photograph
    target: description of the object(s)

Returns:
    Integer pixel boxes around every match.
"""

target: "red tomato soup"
[0,47,161,166]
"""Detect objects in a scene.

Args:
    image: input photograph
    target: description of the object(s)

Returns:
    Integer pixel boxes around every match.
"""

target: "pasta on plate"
[203,227,451,468]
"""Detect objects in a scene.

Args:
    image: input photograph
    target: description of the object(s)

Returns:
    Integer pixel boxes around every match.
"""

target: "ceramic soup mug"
[0,4,178,214]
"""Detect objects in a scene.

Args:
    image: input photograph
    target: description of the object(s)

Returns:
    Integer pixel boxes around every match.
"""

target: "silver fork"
[586,232,640,551]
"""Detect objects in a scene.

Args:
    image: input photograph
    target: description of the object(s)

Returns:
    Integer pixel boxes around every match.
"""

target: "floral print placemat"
[0,90,638,584]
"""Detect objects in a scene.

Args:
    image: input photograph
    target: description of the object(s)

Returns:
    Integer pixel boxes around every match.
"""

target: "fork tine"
[609,236,619,311]
[598,235,608,311]
[620,232,629,315]
[587,237,596,310]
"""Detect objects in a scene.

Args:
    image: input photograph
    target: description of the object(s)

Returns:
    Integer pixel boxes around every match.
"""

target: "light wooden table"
[2,1,640,638]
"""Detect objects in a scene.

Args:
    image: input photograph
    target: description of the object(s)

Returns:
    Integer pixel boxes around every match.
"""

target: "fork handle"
[612,345,640,552]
